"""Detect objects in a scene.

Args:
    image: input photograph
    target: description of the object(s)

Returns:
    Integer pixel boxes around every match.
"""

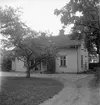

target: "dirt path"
[1,72,100,105]
[70,75,100,105]
[39,75,95,105]
[42,75,100,105]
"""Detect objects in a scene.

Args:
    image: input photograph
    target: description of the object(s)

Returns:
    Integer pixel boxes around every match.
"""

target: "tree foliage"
[54,0,100,64]
[0,6,58,77]
[0,49,13,72]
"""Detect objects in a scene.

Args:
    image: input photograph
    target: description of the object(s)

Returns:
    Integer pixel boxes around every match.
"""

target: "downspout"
[14,58,16,71]
[77,46,79,73]
[40,62,42,71]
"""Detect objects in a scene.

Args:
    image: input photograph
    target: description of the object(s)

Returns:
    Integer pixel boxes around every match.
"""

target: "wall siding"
[56,49,78,73]
[12,43,89,73]
[78,43,89,72]
[15,58,26,72]
[12,59,46,72]
[12,60,16,71]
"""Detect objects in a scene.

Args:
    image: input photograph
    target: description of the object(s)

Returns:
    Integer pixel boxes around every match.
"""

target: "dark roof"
[50,35,81,47]
[12,35,82,51]
[33,35,82,49]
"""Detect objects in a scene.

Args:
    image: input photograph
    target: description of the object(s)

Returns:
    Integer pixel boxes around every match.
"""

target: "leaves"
[54,0,100,55]
[0,6,21,24]
[0,6,58,75]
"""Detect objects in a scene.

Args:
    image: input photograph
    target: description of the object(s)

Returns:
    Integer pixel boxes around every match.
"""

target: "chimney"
[59,29,65,35]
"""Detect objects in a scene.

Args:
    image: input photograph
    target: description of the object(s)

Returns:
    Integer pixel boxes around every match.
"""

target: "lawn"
[0,77,64,105]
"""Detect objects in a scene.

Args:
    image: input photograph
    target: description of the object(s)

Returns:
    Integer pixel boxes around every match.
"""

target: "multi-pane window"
[60,56,66,67]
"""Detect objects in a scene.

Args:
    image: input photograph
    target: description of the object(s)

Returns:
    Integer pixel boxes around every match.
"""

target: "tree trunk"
[97,46,100,66]
[26,66,30,78]
[98,53,100,66]
[96,35,100,65]
[26,59,31,78]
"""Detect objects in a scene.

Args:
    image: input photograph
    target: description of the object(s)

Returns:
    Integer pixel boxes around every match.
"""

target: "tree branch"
[17,57,25,62]
[76,23,100,32]
[16,44,29,56]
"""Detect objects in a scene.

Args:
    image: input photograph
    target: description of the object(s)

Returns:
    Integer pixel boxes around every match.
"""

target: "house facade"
[12,58,46,72]
[12,35,89,73]
[56,44,88,73]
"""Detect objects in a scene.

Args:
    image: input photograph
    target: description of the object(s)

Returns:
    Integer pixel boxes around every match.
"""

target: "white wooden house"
[12,35,89,73]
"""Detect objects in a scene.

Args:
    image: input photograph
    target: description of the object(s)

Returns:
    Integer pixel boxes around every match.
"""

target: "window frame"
[60,55,67,67]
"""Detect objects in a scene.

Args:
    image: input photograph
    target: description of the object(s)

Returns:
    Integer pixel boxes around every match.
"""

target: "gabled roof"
[33,35,82,49]
[12,35,82,52]
[50,35,82,48]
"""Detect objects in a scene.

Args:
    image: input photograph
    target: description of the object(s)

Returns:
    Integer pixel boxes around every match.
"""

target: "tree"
[54,0,100,65]
[0,6,42,77]
[36,33,58,73]
[0,6,58,77]
[1,49,12,72]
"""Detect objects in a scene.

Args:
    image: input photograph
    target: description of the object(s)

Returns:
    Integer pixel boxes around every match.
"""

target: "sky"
[0,0,72,38]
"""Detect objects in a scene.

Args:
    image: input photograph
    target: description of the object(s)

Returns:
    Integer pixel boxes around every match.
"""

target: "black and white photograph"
[0,0,100,105]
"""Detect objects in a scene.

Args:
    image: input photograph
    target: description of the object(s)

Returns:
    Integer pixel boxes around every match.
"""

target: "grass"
[0,77,64,105]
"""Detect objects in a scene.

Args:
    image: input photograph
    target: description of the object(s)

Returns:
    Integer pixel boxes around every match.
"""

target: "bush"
[47,58,55,73]
[94,67,100,83]
[1,57,12,72]
[89,63,99,70]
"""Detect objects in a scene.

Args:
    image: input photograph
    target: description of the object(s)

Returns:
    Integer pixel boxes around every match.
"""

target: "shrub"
[1,57,12,72]
[47,58,55,73]
[94,67,100,83]
[89,63,99,70]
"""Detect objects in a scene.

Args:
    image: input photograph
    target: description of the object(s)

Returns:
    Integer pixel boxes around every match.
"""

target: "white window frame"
[60,56,67,67]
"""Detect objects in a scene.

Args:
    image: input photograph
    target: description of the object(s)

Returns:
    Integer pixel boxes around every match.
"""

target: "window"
[81,43,84,50]
[85,56,87,61]
[81,55,83,68]
[60,56,67,67]
[85,61,87,70]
